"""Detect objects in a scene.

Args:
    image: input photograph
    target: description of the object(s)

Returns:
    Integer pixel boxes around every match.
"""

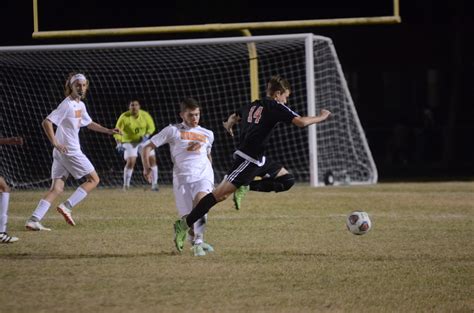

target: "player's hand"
[143,168,152,183]
[319,109,331,120]
[110,128,121,135]
[222,121,234,137]
[116,143,125,154]
[319,109,331,118]
[54,142,68,154]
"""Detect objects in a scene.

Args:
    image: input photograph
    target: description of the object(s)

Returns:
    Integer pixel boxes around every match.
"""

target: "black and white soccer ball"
[346,211,372,235]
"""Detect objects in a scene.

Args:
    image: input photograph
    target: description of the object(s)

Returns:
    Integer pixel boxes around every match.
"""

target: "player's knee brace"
[274,173,295,192]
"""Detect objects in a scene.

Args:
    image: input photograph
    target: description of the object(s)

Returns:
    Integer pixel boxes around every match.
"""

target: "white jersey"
[150,123,214,185]
[47,97,92,154]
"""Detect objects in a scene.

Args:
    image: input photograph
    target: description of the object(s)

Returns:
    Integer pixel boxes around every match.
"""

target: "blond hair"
[64,72,89,99]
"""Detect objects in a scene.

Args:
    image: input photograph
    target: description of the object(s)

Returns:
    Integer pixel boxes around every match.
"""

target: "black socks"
[186,193,217,226]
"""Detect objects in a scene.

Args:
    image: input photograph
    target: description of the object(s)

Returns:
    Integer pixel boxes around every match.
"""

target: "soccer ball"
[346,211,372,235]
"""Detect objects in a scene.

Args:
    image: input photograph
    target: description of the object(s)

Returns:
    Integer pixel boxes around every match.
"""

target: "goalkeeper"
[114,100,158,191]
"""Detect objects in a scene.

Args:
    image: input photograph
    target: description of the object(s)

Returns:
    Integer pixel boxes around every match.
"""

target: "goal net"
[0,33,377,189]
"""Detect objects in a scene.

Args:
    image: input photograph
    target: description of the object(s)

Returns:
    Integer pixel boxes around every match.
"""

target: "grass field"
[0,182,473,313]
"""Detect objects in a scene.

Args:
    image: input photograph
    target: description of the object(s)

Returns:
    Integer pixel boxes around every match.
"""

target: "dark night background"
[0,0,472,182]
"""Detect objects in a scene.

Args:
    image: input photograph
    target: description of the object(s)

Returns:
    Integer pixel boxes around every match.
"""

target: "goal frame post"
[32,0,401,39]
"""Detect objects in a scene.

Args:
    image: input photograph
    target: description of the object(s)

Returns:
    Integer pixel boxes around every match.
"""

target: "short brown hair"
[266,75,291,97]
[180,97,200,112]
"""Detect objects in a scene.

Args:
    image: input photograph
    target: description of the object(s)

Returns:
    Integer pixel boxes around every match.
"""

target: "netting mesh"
[0,35,376,189]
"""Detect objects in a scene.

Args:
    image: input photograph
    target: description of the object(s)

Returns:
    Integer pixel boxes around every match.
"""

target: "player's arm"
[142,141,157,183]
[142,126,170,182]
[42,118,68,154]
[292,109,331,128]
[87,122,121,135]
[223,113,241,137]
[0,137,23,145]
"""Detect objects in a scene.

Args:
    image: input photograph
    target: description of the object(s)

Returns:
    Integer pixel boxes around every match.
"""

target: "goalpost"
[0,33,377,189]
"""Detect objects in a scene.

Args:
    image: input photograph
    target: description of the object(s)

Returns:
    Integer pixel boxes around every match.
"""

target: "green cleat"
[173,219,188,252]
[233,185,249,210]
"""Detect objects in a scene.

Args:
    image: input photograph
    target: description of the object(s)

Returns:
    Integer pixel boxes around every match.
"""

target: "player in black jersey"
[172,75,331,252]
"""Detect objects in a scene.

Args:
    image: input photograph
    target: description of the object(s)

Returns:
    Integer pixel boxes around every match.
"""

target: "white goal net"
[0,33,377,189]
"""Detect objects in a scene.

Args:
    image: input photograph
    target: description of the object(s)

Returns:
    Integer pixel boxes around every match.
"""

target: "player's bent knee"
[274,173,295,192]
[86,175,100,187]
[0,177,9,192]
[51,186,64,195]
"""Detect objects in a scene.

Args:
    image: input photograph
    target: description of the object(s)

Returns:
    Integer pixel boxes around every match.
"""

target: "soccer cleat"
[25,220,51,231]
[0,232,19,243]
[233,185,249,210]
[173,219,187,252]
[57,203,76,226]
[151,184,159,192]
[200,242,214,252]
[191,244,206,257]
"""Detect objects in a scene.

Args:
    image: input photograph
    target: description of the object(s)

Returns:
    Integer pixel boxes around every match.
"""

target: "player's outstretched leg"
[233,185,249,210]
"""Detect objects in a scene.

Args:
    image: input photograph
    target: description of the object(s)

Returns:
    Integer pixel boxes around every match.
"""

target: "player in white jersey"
[142,98,215,256]
[0,136,23,243]
[25,73,120,231]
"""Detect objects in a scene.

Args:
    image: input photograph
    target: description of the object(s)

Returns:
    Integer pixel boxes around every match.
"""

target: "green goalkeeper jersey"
[114,110,156,143]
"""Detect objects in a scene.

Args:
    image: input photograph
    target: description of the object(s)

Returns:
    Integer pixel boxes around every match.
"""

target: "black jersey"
[236,97,299,161]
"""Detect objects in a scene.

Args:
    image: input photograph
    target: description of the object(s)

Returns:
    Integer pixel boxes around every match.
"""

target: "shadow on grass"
[0,251,178,260]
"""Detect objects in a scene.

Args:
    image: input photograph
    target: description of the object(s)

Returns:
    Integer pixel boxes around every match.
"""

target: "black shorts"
[226,155,283,188]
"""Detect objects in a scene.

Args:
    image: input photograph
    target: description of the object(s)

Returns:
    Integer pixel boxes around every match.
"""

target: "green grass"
[1,182,473,312]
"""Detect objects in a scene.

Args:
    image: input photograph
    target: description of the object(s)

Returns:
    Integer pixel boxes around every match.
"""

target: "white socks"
[151,166,158,186]
[0,192,10,233]
[193,214,207,245]
[124,168,133,187]
[66,187,88,208]
[30,187,88,222]
[32,199,51,221]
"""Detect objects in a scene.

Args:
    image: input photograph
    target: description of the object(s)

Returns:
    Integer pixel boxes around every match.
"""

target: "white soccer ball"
[346,211,372,235]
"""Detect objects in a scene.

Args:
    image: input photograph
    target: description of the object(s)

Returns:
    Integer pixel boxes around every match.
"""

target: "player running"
[142,98,215,256]
[0,136,24,243]
[172,75,331,252]
[114,100,158,191]
[25,73,120,231]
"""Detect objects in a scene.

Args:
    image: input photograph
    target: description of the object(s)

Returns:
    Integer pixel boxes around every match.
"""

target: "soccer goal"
[0,33,377,189]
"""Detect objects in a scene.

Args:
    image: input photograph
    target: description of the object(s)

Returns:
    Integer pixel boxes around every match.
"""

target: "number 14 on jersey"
[248,106,263,124]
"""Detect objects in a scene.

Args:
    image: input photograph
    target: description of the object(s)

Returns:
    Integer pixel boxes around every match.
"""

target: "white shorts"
[123,140,155,160]
[51,149,95,180]
[173,179,214,217]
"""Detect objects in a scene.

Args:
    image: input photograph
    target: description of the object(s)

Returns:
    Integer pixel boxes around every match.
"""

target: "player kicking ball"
[172,75,331,252]
[25,73,120,231]
[143,98,215,256]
